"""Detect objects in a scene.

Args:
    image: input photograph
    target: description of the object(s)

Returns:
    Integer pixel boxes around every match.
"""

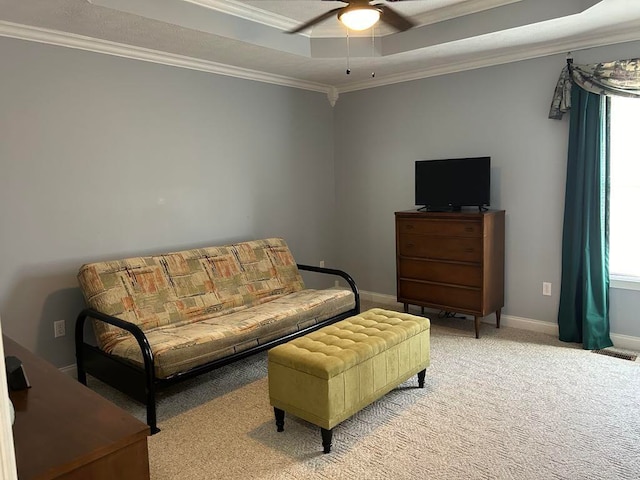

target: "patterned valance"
[549,58,640,120]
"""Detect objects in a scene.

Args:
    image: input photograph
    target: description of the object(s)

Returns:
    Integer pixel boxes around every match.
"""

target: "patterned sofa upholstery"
[75,238,359,433]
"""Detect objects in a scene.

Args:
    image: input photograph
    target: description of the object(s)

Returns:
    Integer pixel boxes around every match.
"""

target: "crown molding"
[184,0,299,32]
[185,0,522,38]
[0,21,334,98]
[91,0,298,32]
[337,22,640,94]
[412,0,522,27]
[3,18,640,105]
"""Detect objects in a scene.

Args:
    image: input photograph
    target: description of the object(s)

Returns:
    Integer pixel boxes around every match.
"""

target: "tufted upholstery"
[268,308,430,431]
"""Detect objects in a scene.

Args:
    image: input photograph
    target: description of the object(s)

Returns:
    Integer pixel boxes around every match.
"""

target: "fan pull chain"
[346,30,351,75]
[371,26,376,78]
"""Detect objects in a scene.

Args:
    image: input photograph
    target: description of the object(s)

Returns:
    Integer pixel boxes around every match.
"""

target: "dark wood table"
[4,335,150,480]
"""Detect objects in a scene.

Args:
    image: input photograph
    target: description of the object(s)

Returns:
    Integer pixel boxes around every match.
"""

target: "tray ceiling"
[1,0,640,100]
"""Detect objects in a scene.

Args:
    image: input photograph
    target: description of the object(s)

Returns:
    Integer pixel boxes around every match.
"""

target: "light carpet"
[88,309,640,480]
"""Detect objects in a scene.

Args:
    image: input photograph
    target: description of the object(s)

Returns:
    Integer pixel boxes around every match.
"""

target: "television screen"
[415,157,490,210]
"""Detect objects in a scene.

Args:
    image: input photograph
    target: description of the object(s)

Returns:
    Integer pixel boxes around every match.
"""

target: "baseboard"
[58,293,640,377]
[609,333,640,352]
[358,290,400,307]
[60,364,77,377]
[359,290,640,351]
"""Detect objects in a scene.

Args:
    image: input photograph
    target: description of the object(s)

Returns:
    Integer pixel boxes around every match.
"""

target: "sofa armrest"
[296,264,360,314]
[75,308,155,382]
[75,308,161,433]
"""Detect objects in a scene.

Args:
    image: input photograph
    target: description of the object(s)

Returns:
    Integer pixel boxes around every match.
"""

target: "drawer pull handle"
[465,248,474,252]
[465,227,474,232]
[405,225,414,230]
[406,243,415,248]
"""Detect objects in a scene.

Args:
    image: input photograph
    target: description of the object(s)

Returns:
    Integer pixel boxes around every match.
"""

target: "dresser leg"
[474,316,480,339]
[496,309,501,329]
[403,303,408,313]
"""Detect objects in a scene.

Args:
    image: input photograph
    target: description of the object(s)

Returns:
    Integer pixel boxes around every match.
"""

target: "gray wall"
[0,37,336,366]
[334,40,640,338]
[2,35,639,368]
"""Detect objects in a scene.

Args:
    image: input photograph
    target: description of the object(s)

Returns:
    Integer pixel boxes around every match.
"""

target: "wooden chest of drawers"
[4,336,150,480]
[395,209,505,338]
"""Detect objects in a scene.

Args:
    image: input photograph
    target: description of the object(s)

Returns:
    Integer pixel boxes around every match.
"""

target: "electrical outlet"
[542,282,552,296]
[319,260,325,268]
[54,319,66,338]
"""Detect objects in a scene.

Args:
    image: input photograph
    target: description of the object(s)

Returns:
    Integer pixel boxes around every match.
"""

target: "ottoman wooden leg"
[321,428,333,454]
[274,407,285,432]
[417,369,426,388]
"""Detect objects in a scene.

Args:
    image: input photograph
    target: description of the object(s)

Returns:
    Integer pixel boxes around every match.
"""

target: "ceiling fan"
[287,0,417,34]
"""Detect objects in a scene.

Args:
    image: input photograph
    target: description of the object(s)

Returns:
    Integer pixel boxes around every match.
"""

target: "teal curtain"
[557,85,613,349]
[551,58,640,349]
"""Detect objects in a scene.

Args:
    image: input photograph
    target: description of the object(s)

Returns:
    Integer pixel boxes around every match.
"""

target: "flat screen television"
[415,157,490,211]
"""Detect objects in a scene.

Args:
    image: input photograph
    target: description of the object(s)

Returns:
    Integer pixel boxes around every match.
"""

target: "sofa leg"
[147,410,160,434]
[146,385,160,434]
[417,369,426,388]
[274,408,285,432]
[321,428,333,453]
[76,365,87,385]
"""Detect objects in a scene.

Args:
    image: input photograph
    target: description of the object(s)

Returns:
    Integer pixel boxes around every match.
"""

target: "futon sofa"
[75,238,359,433]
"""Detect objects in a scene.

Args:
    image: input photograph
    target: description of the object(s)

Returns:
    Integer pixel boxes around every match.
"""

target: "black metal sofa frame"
[75,264,359,434]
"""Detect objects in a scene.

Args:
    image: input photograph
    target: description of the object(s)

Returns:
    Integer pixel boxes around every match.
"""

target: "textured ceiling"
[1,0,640,96]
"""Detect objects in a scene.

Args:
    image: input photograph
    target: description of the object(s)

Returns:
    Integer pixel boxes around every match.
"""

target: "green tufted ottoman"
[268,308,430,453]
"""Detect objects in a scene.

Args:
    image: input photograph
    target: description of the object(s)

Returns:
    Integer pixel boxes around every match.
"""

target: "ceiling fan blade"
[287,7,343,34]
[377,5,416,32]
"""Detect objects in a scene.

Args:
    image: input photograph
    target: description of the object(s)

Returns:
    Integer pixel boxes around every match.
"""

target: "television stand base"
[420,206,461,212]
[417,206,488,213]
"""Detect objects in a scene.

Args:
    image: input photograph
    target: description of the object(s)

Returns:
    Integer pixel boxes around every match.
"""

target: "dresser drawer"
[398,234,482,262]
[397,219,482,237]
[398,258,482,287]
[398,280,481,312]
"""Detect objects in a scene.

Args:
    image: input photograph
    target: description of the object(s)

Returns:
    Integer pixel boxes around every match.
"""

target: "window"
[609,95,640,289]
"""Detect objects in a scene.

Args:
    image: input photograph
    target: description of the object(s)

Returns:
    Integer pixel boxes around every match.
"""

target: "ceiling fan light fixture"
[338,6,381,31]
